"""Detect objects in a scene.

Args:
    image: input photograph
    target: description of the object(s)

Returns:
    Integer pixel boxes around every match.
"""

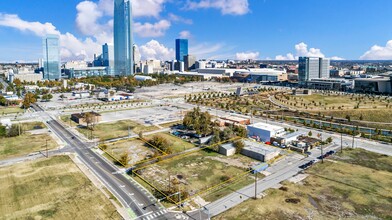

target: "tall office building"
[42,34,61,80]
[175,39,188,62]
[133,44,141,71]
[298,57,330,82]
[114,0,133,76]
[184,55,196,71]
[102,43,115,76]
[319,58,330,78]
[103,43,114,67]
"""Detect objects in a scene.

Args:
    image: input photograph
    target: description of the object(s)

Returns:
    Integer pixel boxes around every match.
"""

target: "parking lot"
[100,105,185,126]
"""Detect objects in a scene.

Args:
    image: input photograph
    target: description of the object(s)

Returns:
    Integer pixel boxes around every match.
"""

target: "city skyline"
[0,0,392,62]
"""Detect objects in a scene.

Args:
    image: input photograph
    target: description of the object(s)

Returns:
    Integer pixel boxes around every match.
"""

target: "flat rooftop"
[247,122,284,132]
[281,131,305,139]
[243,140,280,154]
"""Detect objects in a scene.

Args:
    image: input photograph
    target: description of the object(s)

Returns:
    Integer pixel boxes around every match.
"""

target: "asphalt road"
[204,144,339,217]
[31,104,175,220]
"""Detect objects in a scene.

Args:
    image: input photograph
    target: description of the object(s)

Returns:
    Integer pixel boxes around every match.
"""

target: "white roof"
[247,122,284,132]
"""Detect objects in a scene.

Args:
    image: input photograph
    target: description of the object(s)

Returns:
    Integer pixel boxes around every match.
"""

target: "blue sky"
[0,0,392,62]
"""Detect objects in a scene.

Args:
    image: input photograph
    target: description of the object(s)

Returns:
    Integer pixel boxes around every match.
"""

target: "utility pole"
[46,139,48,158]
[254,171,258,199]
[168,173,171,192]
[352,133,355,148]
[319,133,323,163]
[340,123,343,153]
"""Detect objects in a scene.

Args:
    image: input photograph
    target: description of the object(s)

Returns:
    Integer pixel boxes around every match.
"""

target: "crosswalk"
[142,209,167,220]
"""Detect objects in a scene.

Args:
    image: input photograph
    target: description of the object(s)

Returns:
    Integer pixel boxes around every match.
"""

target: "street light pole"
[46,139,48,158]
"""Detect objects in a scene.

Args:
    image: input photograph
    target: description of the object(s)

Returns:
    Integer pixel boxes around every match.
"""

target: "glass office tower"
[175,39,188,62]
[299,57,329,82]
[43,34,61,80]
[114,0,133,76]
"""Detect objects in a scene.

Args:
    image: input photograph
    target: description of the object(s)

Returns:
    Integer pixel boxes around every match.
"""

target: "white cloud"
[275,42,344,60]
[75,1,113,44]
[295,42,325,58]
[134,20,171,37]
[275,53,295,60]
[95,0,167,18]
[236,52,259,60]
[0,0,173,61]
[360,40,392,60]
[75,0,170,41]
[179,31,192,39]
[0,13,59,37]
[190,43,225,59]
[139,40,174,61]
[168,13,193,24]
[186,0,250,15]
[0,13,101,61]
[330,56,345,60]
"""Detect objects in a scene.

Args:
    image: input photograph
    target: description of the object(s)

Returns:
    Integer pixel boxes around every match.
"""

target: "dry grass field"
[0,156,121,220]
[214,149,392,220]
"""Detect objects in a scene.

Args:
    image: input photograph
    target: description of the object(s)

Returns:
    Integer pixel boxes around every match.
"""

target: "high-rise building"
[184,55,196,71]
[319,58,330,78]
[133,44,141,73]
[114,0,133,76]
[298,57,330,82]
[103,43,114,67]
[42,34,61,80]
[175,39,188,62]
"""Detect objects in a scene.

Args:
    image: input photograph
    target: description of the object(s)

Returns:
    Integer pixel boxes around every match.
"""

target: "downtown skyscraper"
[114,0,133,76]
[43,34,61,80]
[175,39,188,62]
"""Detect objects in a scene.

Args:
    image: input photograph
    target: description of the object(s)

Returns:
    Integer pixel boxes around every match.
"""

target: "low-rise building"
[305,78,353,91]
[71,112,101,125]
[247,122,285,142]
[354,76,392,94]
[13,72,43,83]
[241,140,280,162]
[219,143,236,156]
[271,131,305,146]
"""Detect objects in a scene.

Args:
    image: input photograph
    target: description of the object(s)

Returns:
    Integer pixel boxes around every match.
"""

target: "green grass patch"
[22,121,47,131]
[77,120,159,141]
[0,106,24,115]
[0,133,57,160]
[146,132,196,153]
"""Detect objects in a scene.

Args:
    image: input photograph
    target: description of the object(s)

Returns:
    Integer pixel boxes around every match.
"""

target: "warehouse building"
[247,122,285,142]
[241,140,280,162]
